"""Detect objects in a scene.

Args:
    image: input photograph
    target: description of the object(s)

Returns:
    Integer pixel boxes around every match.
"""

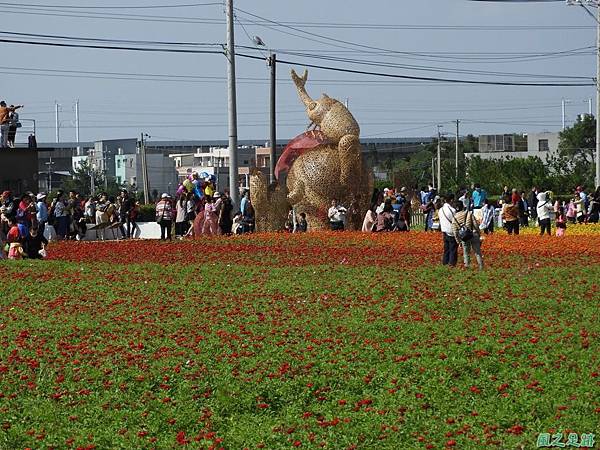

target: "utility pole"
[455,119,460,182]
[561,98,570,130]
[437,125,443,193]
[103,148,109,191]
[226,0,239,208]
[431,157,435,188]
[46,157,55,192]
[597,4,600,187]
[55,102,60,143]
[268,53,277,183]
[89,149,95,196]
[589,97,593,115]
[140,133,150,204]
[75,99,80,153]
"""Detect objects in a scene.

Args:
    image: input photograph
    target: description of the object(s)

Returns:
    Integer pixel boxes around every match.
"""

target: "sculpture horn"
[291,69,314,109]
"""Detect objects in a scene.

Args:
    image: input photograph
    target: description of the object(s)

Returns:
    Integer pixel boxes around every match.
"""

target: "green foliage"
[465,156,549,194]
[137,204,156,222]
[60,159,123,197]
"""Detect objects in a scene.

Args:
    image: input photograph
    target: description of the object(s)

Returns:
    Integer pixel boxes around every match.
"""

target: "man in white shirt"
[438,194,458,266]
[328,199,347,231]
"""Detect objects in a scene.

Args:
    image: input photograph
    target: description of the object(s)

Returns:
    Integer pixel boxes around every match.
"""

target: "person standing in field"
[519,191,529,227]
[328,199,347,231]
[502,194,520,235]
[536,191,554,236]
[438,194,457,266]
[361,205,377,232]
[528,186,539,222]
[556,205,567,237]
[478,199,494,234]
[156,193,173,241]
[452,201,483,270]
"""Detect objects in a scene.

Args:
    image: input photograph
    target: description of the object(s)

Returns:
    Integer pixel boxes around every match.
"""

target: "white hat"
[36,193,47,200]
[213,192,222,198]
[161,193,169,199]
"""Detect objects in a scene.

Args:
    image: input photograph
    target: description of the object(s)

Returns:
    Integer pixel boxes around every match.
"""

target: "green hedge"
[137,204,156,222]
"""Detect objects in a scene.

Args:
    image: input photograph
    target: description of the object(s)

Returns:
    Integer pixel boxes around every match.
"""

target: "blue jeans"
[442,233,457,266]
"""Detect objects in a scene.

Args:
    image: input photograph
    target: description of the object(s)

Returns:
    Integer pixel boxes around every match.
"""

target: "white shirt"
[328,205,346,222]
[537,201,554,221]
[438,203,456,235]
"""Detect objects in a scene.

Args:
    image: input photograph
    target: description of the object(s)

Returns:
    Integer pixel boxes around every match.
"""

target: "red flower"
[176,431,189,445]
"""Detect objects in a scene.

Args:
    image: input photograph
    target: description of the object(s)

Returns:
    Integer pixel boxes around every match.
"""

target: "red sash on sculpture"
[275,130,331,180]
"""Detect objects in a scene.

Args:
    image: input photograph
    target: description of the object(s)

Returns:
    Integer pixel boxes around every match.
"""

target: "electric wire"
[236,52,595,86]
[0,2,222,9]
[0,4,593,30]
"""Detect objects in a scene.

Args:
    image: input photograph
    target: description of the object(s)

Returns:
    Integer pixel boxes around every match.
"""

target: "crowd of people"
[2,174,599,263]
[154,189,238,241]
[408,183,600,270]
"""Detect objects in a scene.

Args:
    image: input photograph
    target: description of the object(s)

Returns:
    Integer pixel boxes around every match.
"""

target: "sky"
[0,0,597,144]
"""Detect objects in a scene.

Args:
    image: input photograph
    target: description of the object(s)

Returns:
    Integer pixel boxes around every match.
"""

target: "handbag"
[16,122,22,128]
[156,204,165,224]
[456,210,474,242]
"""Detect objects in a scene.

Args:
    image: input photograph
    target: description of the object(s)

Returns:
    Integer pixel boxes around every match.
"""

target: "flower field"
[1,230,599,449]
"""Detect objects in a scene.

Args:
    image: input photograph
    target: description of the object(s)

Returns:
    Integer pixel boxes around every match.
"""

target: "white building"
[170,146,256,191]
[466,131,560,161]
[115,153,178,197]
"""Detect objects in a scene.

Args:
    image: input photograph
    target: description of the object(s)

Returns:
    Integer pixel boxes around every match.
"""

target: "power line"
[260,49,590,80]
[3,33,591,85]
[0,37,224,54]
[0,1,221,8]
[0,4,593,30]
[8,30,588,79]
[265,46,595,64]
[236,52,595,86]
[0,30,222,47]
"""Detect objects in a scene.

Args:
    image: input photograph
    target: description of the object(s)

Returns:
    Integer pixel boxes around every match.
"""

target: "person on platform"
[0,101,23,148]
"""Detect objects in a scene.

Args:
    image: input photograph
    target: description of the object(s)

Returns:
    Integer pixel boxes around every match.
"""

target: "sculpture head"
[291,69,359,142]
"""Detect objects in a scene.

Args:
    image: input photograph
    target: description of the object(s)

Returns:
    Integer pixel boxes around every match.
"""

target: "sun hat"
[36,193,46,200]
[161,193,169,199]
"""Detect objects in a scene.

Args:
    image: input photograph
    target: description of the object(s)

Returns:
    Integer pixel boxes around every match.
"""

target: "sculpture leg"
[287,178,306,205]
[338,134,361,187]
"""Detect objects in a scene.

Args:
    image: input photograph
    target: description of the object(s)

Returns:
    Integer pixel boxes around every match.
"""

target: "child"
[296,212,308,232]
[232,212,243,235]
[24,226,48,259]
[556,206,567,237]
[6,216,25,260]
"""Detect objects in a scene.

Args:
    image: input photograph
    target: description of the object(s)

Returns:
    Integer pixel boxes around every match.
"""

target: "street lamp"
[567,0,600,187]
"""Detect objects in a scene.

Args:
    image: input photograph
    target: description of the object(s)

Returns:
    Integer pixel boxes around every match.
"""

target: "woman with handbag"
[452,202,483,271]
[155,193,173,241]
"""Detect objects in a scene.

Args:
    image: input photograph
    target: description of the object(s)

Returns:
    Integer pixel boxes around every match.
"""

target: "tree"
[465,156,550,195]
[556,114,595,188]
[61,159,122,197]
